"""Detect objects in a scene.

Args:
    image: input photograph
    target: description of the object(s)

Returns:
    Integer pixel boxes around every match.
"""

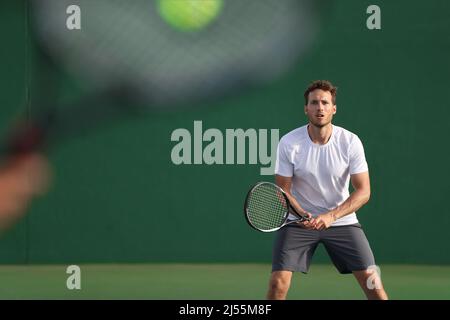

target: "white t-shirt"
[275,124,368,227]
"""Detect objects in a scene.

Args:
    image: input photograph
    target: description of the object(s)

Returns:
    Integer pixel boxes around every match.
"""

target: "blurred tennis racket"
[3,0,321,156]
[244,182,310,232]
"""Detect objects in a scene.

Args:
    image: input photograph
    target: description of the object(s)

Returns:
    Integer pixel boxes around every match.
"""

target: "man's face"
[304,89,336,128]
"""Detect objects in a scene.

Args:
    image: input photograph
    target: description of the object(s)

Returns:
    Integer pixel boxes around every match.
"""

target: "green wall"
[1,0,449,264]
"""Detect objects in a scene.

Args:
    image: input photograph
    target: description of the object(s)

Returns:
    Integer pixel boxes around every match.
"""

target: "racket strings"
[246,183,288,231]
[33,0,317,106]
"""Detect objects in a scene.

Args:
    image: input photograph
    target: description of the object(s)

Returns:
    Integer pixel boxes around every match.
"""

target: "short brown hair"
[304,80,337,105]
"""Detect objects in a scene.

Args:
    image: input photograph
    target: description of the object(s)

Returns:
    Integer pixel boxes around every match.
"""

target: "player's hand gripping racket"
[244,182,310,232]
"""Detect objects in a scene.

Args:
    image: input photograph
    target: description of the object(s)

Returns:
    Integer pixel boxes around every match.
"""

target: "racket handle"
[300,215,311,222]
[292,207,311,220]
[2,117,51,157]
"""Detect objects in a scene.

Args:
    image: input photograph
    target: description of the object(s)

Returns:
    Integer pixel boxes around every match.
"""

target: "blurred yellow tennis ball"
[157,0,224,32]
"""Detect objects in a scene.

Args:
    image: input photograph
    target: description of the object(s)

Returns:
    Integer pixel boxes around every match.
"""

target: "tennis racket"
[2,0,321,158]
[244,182,310,232]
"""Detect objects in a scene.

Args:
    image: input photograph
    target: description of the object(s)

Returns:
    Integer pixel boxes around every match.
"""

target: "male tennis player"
[267,80,388,300]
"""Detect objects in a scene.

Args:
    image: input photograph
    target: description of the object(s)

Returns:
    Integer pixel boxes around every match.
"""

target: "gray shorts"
[272,223,375,274]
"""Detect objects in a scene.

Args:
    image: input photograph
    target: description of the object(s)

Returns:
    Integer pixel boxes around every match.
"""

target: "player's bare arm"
[275,174,313,229]
[312,171,371,230]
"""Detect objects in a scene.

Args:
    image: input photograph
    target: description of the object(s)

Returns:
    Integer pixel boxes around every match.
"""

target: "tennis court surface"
[0,264,449,299]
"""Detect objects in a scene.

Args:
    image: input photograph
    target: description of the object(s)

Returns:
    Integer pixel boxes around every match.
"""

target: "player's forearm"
[329,188,370,220]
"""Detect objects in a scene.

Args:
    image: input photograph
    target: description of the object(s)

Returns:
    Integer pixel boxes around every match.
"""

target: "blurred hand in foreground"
[0,153,51,232]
